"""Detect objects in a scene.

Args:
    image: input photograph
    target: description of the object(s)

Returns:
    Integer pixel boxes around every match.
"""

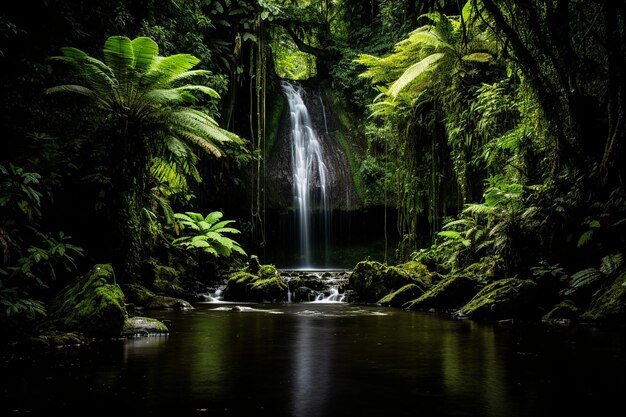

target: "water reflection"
[1,304,624,417]
[291,313,334,416]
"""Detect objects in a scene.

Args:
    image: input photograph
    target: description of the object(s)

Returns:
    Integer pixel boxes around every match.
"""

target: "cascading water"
[282,81,331,267]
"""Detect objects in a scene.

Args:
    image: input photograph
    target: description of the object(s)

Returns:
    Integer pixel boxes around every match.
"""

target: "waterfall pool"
[2,302,624,417]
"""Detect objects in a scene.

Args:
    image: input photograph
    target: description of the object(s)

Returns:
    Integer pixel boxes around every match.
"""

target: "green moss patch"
[350,260,431,303]
[122,317,169,337]
[378,284,424,307]
[581,273,626,323]
[49,264,127,338]
[458,278,538,320]
[406,274,482,311]
[224,257,288,302]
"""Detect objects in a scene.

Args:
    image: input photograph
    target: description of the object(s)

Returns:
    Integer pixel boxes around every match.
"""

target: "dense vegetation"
[1,0,625,342]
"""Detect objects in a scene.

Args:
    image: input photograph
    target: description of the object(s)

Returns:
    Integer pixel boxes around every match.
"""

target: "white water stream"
[282,81,331,267]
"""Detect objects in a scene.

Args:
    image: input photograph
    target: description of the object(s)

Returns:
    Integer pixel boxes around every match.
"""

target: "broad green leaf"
[131,37,159,74]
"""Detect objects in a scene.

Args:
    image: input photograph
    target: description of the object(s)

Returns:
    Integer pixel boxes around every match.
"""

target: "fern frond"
[388,52,446,97]
[600,253,623,276]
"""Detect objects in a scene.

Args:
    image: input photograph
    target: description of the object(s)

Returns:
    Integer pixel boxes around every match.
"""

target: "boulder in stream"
[224,258,287,302]
[456,278,538,320]
[406,274,483,311]
[122,317,169,337]
[378,284,424,307]
[49,264,127,338]
[350,260,431,303]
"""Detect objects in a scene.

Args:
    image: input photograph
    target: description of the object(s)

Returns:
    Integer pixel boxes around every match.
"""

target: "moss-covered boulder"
[457,278,538,320]
[581,273,626,323]
[224,258,288,302]
[121,317,169,337]
[350,260,431,303]
[543,300,580,323]
[49,264,127,338]
[123,284,156,306]
[398,261,433,287]
[406,274,483,311]
[378,284,424,307]
[153,265,183,294]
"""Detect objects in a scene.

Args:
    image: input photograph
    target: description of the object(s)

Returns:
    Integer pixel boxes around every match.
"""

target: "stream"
[2,302,624,417]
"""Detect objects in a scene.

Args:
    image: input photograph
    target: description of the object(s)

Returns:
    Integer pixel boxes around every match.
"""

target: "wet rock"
[543,300,580,323]
[456,278,539,320]
[349,260,430,303]
[49,264,127,338]
[123,284,156,306]
[144,296,193,310]
[224,259,287,302]
[294,286,318,302]
[405,275,483,311]
[121,317,169,337]
[378,284,424,307]
[581,272,626,323]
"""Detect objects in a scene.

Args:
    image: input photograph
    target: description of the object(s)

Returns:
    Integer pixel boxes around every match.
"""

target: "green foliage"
[171,211,246,257]
[562,254,624,297]
[1,163,83,320]
[48,35,245,275]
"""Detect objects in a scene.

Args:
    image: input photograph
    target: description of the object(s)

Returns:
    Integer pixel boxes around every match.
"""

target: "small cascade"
[282,81,331,268]
[312,287,345,303]
[280,269,351,303]
[199,285,227,302]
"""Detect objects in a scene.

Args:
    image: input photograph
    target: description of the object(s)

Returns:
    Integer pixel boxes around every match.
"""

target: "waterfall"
[282,81,330,268]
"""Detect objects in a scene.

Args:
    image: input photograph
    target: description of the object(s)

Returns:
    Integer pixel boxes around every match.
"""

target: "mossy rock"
[121,317,169,337]
[350,261,428,303]
[543,300,580,322]
[398,261,433,287]
[153,265,183,294]
[581,273,626,323]
[49,264,127,338]
[123,284,156,306]
[144,295,193,310]
[287,277,305,290]
[224,263,288,302]
[457,278,538,320]
[460,257,501,280]
[406,274,483,311]
[24,331,85,349]
[249,275,288,302]
[378,284,424,307]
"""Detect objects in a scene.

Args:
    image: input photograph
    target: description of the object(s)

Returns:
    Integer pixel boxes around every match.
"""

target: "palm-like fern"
[357,9,497,111]
[48,36,243,160]
[171,211,246,257]
[47,36,245,276]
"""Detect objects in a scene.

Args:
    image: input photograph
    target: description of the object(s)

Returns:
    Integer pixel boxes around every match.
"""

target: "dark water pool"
[2,303,624,417]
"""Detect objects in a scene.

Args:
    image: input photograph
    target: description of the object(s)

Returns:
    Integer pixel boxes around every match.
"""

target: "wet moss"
[458,278,538,320]
[49,264,127,338]
[406,274,483,311]
[378,284,424,307]
[543,300,580,322]
[153,265,183,294]
[122,317,169,337]
[123,284,156,306]
[581,273,626,323]
[350,260,430,303]
[225,261,287,302]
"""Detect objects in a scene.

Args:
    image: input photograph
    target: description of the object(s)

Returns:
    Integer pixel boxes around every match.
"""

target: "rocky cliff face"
[266,79,361,212]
